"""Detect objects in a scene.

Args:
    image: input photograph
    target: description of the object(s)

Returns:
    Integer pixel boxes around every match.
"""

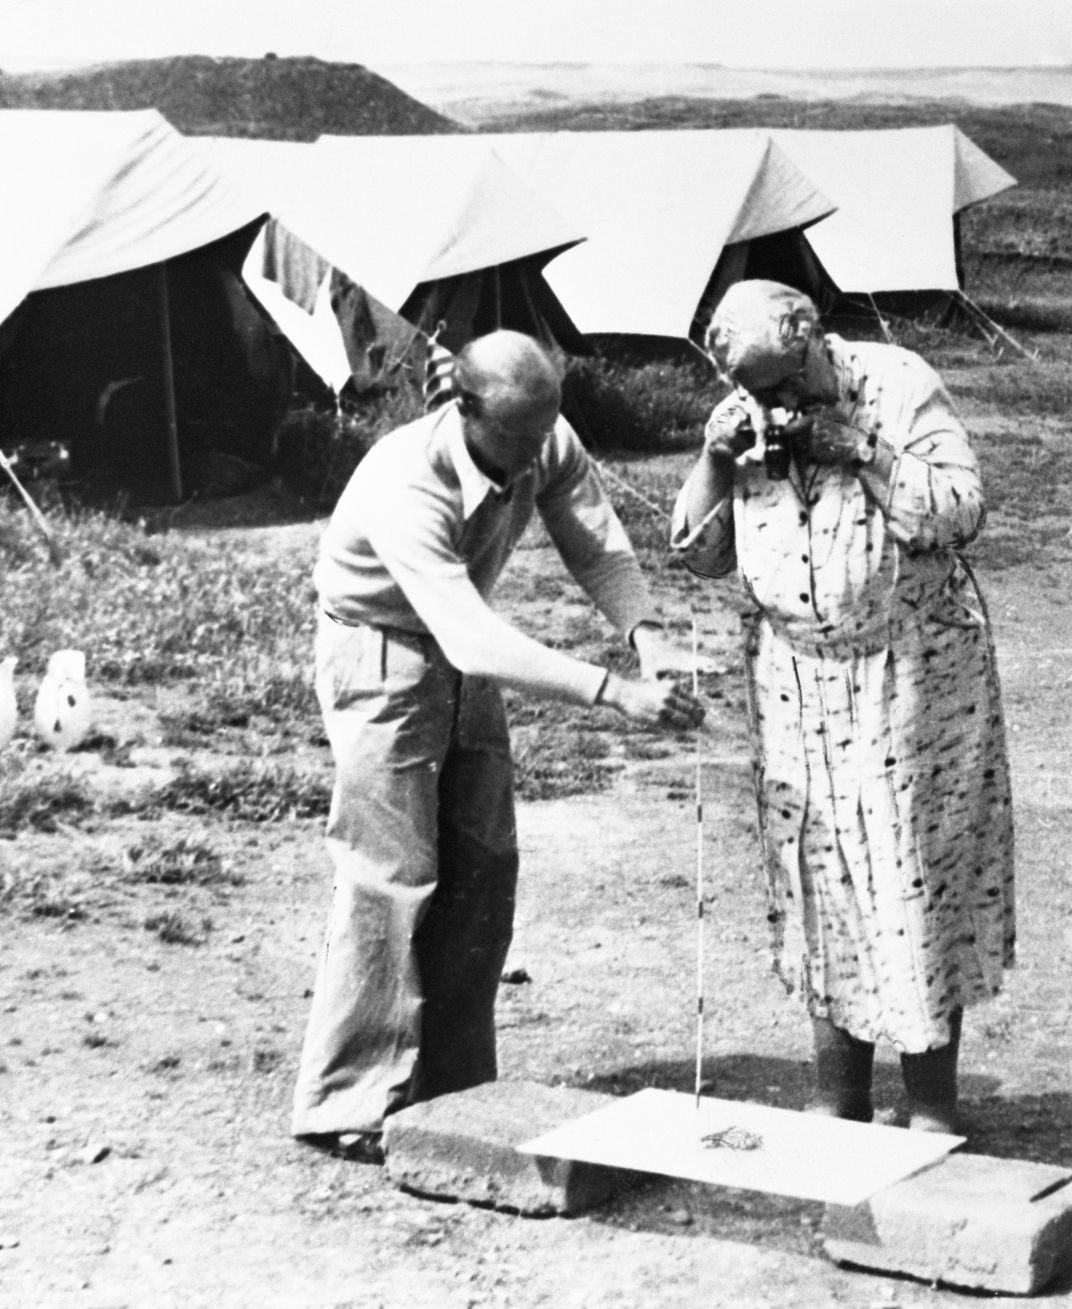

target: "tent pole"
[157,262,183,502]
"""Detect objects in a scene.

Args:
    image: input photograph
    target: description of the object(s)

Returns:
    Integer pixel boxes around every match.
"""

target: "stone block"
[823,1150,1072,1295]
[383,1080,630,1216]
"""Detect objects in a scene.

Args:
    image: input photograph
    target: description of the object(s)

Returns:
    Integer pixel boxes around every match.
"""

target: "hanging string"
[691,613,706,1109]
[592,454,710,1108]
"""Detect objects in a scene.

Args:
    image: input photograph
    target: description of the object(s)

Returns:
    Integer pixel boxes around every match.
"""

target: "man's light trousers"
[292,615,518,1136]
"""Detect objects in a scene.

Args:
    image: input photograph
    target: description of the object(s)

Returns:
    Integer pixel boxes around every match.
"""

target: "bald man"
[293,330,703,1162]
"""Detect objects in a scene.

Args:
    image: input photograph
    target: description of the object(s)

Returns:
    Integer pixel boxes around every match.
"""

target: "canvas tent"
[201,134,591,367]
[427,129,839,346]
[0,109,326,498]
[477,126,1014,339]
[307,135,590,355]
[769,125,1017,321]
[363,126,1012,346]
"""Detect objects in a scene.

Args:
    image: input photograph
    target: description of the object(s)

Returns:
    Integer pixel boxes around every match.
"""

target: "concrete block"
[823,1151,1072,1295]
[383,1080,631,1216]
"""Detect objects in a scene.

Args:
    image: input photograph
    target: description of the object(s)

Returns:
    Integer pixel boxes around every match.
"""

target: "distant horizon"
[8,54,1072,118]
[5,55,1071,74]
[3,0,1067,76]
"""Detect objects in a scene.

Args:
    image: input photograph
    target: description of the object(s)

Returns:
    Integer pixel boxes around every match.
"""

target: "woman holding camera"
[672,279,1014,1134]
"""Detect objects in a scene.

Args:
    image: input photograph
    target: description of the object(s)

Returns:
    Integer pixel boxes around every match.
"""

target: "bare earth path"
[1,517,1071,1307]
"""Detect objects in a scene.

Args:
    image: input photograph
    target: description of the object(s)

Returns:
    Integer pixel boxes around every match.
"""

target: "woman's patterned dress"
[672,335,1015,1053]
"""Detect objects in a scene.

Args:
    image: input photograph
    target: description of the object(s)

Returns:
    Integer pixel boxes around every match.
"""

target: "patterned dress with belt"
[672,335,1015,1053]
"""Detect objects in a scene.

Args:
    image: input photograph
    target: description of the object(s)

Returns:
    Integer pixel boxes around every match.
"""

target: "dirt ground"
[1,503,1072,1308]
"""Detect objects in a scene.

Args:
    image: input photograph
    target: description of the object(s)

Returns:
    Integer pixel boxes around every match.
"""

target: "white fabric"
[241,243,353,392]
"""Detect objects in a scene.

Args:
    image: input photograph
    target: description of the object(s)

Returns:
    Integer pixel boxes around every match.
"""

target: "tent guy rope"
[0,449,62,567]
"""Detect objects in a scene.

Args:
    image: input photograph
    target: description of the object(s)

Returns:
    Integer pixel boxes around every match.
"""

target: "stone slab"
[520,1087,962,1205]
[383,1080,631,1216]
[823,1150,1072,1295]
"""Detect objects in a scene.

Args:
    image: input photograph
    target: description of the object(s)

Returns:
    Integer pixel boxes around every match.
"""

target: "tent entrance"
[0,222,309,502]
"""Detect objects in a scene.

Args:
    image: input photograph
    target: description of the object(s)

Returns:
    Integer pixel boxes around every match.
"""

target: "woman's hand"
[704,405,756,462]
[789,413,870,467]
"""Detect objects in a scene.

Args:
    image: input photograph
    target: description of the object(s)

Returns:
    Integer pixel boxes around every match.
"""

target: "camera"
[737,420,793,480]
[761,426,793,481]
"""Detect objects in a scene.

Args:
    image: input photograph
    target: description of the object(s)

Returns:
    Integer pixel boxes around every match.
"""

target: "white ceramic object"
[0,656,17,749]
[34,649,92,751]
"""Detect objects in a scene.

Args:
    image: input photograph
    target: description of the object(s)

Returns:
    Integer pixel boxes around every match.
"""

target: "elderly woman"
[672,279,1014,1133]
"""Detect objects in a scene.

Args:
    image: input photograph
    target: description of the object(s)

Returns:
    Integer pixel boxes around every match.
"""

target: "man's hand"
[600,673,705,731]
[704,404,756,463]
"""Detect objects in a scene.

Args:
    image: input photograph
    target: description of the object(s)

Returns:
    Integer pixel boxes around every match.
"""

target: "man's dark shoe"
[297,1131,385,1165]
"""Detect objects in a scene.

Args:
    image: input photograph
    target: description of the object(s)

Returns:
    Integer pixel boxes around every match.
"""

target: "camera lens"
[764,435,791,480]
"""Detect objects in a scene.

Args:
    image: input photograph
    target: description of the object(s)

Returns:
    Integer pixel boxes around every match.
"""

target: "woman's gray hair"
[704,279,821,390]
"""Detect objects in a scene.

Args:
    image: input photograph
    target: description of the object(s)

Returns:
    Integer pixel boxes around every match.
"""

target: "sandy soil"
[1,516,1071,1308]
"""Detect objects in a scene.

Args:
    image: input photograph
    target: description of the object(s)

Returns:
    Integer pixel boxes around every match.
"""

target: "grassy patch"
[0,767,96,836]
[154,759,331,822]
[123,837,243,887]
[158,668,317,745]
[0,503,318,688]
[144,910,212,946]
[953,365,1072,421]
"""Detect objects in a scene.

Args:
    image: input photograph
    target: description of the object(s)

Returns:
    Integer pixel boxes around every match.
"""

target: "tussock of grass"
[251,1045,285,1075]
[515,753,621,802]
[154,759,331,822]
[0,767,96,836]
[158,670,317,745]
[144,909,212,946]
[0,859,90,920]
[123,837,243,887]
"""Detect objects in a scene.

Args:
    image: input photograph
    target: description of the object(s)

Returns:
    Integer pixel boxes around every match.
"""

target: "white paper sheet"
[519,1088,964,1206]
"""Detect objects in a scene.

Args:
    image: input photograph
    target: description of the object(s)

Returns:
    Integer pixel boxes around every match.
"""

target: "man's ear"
[456,390,481,418]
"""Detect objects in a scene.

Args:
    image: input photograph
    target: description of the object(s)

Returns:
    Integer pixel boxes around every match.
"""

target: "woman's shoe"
[900,1007,962,1136]
[809,1017,875,1122]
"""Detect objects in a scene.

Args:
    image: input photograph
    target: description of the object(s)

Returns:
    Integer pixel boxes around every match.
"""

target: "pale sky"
[2,0,1070,73]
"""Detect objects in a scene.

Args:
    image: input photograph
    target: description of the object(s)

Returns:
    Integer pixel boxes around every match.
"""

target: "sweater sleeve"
[360,479,607,706]
[535,424,658,636]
